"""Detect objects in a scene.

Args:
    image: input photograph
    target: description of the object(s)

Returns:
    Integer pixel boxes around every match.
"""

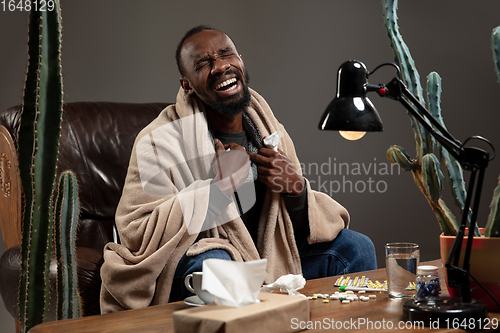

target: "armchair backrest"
[0,101,168,316]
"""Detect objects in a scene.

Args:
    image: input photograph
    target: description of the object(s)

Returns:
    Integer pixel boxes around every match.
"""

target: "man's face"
[179,30,250,115]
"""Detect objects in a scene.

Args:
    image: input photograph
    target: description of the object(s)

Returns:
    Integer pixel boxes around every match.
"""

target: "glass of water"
[385,243,419,299]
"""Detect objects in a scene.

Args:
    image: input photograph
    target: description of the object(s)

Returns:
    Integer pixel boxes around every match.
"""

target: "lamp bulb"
[339,131,366,141]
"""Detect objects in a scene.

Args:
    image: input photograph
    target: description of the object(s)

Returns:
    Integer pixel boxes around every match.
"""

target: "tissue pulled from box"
[263,131,284,151]
[202,258,267,307]
[260,274,306,297]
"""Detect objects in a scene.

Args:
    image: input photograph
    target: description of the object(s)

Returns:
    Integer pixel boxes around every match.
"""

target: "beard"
[207,69,251,116]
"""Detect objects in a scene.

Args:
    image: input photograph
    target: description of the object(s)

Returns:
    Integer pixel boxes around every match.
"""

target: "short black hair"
[175,25,217,77]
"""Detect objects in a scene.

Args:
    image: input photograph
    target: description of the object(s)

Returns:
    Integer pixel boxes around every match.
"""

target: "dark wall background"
[2,1,500,329]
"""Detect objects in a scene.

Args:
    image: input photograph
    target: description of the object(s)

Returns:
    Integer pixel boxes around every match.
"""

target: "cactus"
[421,153,443,203]
[382,2,500,237]
[485,176,500,237]
[387,145,414,172]
[382,0,459,235]
[484,27,500,237]
[382,0,434,159]
[427,72,478,236]
[17,2,81,331]
[18,4,64,331]
[55,171,82,319]
[492,26,500,82]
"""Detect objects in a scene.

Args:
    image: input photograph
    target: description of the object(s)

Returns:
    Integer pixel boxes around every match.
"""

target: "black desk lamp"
[319,60,496,324]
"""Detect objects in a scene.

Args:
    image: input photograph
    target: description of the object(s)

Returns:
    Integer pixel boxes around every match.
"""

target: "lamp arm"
[383,78,464,160]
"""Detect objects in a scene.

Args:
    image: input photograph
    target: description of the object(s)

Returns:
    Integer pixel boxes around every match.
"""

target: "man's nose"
[211,57,230,75]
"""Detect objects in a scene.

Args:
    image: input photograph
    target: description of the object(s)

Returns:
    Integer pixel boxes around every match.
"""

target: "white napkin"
[260,274,306,297]
[202,258,268,307]
[263,131,284,151]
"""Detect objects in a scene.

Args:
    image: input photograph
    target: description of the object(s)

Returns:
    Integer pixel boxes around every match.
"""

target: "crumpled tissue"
[263,131,284,151]
[260,274,306,297]
[202,258,268,307]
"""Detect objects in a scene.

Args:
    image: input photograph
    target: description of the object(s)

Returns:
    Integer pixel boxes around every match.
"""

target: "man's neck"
[204,107,244,133]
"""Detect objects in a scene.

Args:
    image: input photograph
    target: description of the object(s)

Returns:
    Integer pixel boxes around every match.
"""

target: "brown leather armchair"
[0,102,168,325]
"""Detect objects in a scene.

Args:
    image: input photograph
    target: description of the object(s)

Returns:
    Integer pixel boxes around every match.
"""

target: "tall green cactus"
[55,171,82,320]
[382,0,461,236]
[382,0,433,159]
[484,27,500,237]
[18,3,64,331]
[17,2,82,332]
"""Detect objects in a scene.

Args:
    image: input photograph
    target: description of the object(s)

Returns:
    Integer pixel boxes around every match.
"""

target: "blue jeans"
[169,229,377,302]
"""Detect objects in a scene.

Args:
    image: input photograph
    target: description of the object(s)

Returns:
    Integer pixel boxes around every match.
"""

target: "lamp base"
[403,297,487,327]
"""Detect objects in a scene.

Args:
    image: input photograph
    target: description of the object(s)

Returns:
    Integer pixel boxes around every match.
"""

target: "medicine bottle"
[415,265,441,301]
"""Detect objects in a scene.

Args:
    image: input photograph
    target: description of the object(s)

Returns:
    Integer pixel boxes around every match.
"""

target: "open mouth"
[215,78,238,92]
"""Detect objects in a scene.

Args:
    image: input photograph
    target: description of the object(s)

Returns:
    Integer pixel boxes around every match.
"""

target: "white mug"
[184,272,215,304]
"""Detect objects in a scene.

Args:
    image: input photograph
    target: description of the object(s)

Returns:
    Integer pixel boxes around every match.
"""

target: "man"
[100,25,376,313]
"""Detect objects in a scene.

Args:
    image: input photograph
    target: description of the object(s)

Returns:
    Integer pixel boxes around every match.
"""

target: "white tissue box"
[172,292,309,333]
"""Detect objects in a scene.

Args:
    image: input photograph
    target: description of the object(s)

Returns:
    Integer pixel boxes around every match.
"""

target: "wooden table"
[30,260,500,332]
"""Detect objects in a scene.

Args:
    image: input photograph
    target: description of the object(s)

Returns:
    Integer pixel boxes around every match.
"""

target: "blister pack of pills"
[333,276,387,290]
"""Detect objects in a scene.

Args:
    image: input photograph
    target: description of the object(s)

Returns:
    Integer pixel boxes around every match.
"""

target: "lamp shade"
[319,60,383,132]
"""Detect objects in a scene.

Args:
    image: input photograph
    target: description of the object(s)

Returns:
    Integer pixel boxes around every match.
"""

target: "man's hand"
[248,148,305,196]
[213,139,250,196]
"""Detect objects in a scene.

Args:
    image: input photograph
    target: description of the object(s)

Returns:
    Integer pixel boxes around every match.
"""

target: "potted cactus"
[17,2,82,332]
[382,0,500,311]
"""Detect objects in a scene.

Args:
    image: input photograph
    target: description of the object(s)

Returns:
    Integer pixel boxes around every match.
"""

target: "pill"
[346,290,354,294]
[335,276,344,285]
[361,296,369,302]
[311,295,317,299]
[353,276,359,286]
[369,294,377,299]
[342,300,350,304]
[358,290,366,294]
[330,295,339,300]
[307,296,313,300]
[323,299,329,303]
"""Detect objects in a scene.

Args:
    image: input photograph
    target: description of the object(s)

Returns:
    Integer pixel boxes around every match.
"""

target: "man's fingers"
[214,138,225,151]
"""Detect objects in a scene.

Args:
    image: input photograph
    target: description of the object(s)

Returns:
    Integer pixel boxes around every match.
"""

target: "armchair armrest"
[0,124,22,250]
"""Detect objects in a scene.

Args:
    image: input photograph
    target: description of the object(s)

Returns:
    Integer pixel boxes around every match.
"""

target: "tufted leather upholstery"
[0,102,168,319]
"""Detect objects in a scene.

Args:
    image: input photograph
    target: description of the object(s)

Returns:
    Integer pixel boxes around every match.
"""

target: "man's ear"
[180,77,194,95]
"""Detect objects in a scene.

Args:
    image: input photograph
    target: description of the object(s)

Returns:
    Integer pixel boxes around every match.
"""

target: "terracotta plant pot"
[440,228,500,311]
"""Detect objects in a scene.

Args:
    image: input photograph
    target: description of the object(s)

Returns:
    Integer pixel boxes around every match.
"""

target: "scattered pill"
[342,300,350,304]
[311,295,317,299]
[323,299,329,303]
[330,295,339,300]
[346,290,354,294]
[307,296,313,300]
[361,296,369,302]
[358,290,366,294]
[369,294,377,299]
